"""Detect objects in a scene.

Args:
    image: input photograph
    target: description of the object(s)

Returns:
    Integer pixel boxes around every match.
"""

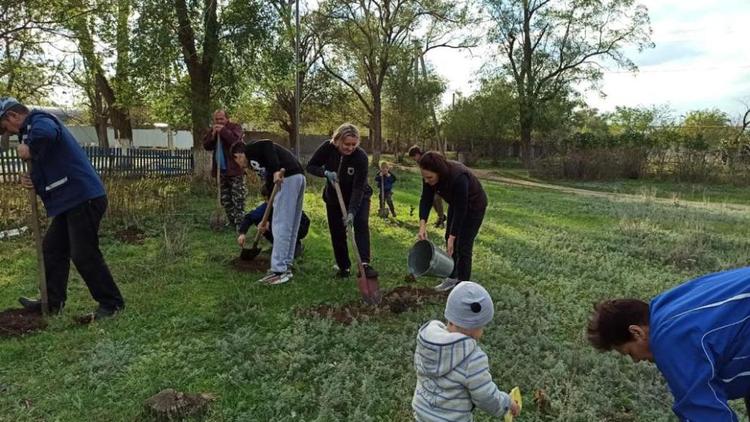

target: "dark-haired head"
[587,299,653,362]
[407,145,422,160]
[418,151,449,186]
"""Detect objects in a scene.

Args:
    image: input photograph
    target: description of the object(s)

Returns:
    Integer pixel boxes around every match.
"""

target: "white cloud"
[427,0,750,117]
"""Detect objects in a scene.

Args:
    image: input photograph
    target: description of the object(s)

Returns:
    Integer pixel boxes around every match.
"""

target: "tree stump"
[143,389,214,421]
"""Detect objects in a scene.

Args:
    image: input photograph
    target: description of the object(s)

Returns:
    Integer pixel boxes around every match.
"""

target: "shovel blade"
[240,246,261,261]
[356,273,382,305]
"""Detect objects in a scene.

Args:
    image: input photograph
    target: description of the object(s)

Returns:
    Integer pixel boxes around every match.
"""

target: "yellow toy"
[504,387,522,422]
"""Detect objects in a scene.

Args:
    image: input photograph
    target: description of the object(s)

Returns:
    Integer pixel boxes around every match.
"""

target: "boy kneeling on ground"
[237,184,310,259]
[412,281,520,421]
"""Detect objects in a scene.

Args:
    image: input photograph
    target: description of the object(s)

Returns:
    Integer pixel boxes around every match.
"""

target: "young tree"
[485,0,652,164]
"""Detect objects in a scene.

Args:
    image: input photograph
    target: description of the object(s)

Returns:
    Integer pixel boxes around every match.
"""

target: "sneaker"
[265,271,293,285]
[358,264,378,278]
[75,305,123,324]
[257,271,276,283]
[18,297,64,315]
[336,268,351,278]
[434,278,459,292]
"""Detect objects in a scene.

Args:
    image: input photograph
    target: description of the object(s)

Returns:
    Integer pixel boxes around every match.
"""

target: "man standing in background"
[202,109,246,231]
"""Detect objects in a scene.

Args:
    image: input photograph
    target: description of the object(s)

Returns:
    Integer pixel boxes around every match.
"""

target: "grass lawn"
[1,171,749,421]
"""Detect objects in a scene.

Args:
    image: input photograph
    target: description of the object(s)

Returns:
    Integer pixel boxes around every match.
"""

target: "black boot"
[18,297,64,315]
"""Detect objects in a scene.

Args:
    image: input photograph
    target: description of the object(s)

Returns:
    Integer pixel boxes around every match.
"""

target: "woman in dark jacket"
[306,123,378,279]
[417,152,487,291]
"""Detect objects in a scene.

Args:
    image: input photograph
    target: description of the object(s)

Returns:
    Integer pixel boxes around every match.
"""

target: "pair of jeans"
[43,196,124,310]
[444,207,485,281]
[326,197,371,271]
[269,174,306,273]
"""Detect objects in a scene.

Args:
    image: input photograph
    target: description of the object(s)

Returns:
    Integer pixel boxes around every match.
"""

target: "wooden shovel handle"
[252,168,285,246]
[26,161,49,316]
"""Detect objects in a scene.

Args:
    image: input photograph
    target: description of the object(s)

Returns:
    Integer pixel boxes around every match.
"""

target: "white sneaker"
[434,278,459,292]
[257,271,275,283]
[265,271,293,285]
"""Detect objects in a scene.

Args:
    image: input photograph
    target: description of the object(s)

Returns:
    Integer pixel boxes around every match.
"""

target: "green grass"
[1,172,750,421]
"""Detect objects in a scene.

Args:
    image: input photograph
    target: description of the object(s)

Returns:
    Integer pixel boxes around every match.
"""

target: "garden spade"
[25,162,49,316]
[209,133,227,230]
[240,169,285,261]
[332,180,381,305]
[378,172,387,218]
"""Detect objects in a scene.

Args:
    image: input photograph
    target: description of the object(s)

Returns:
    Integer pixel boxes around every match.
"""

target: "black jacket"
[306,140,372,215]
[419,160,487,237]
[243,139,304,192]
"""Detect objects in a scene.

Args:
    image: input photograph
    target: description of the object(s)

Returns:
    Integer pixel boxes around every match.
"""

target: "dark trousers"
[745,396,749,416]
[445,207,485,281]
[44,196,124,310]
[326,198,371,270]
[379,191,396,216]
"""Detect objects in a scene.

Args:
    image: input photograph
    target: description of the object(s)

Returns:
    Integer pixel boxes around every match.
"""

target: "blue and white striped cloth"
[412,320,510,421]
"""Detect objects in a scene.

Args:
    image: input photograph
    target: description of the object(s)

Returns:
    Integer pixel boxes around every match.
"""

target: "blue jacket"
[374,172,396,193]
[22,111,105,216]
[649,266,750,421]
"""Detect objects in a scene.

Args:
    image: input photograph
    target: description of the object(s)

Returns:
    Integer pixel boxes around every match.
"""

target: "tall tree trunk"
[93,88,109,147]
[188,69,212,147]
[175,0,218,148]
[372,92,382,167]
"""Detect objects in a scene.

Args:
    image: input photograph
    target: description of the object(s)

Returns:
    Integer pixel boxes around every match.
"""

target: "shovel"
[25,162,49,316]
[332,180,381,305]
[209,133,227,230]
[378,173,388,218]
[240,168,285,261]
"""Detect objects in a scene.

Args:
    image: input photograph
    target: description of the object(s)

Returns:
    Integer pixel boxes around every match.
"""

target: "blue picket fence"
[0,146,194,183]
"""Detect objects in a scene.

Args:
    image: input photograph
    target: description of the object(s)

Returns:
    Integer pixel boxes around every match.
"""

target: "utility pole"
[294,0,301,158]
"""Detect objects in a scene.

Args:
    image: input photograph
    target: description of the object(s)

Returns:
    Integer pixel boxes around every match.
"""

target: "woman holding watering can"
[416,152,487,291]
[306,123,378,279]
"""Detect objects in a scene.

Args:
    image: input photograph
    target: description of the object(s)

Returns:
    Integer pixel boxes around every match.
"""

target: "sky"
[426,0,750,119]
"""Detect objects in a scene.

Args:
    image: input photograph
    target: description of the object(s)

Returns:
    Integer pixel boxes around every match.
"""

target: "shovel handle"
[332,181,364,267]
[26,161,49,316]
[251,168,285,247]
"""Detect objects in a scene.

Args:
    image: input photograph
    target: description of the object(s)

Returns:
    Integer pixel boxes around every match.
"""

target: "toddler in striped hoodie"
[412,282,520,421]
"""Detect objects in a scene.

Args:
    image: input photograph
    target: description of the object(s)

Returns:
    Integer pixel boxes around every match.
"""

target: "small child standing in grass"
[374,161,397,218]
[412,282,520,421]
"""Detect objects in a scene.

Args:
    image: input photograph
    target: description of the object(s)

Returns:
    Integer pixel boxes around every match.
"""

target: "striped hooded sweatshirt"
[412,320,511,421]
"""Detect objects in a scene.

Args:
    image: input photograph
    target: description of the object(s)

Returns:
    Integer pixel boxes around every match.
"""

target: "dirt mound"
[299,285,447,325]
[229,255,270,273]
[143,388,214,421]
[114,225,146,244]
[0,308,47,338]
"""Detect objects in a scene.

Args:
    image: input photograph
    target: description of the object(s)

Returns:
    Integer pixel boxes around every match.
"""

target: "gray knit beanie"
[444,281,494,329]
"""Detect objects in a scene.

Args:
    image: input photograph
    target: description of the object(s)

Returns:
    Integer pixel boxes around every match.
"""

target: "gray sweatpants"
[270,173,306,273]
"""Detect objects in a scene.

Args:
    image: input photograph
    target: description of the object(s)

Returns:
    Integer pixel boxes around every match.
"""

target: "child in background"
[374,161,397,218]
[237,185,310,259]
[412,282,520,421]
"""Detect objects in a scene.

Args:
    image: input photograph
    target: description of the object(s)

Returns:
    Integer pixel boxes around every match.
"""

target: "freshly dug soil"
[114,225,146,244]
[143,388,214,421]
[299,285,447,325]
[0,308,47,338]
[229,255,270,273]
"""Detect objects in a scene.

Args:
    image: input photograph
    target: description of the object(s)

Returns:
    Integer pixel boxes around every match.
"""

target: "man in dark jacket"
[1,97,125,319]
[202,109,245,230]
